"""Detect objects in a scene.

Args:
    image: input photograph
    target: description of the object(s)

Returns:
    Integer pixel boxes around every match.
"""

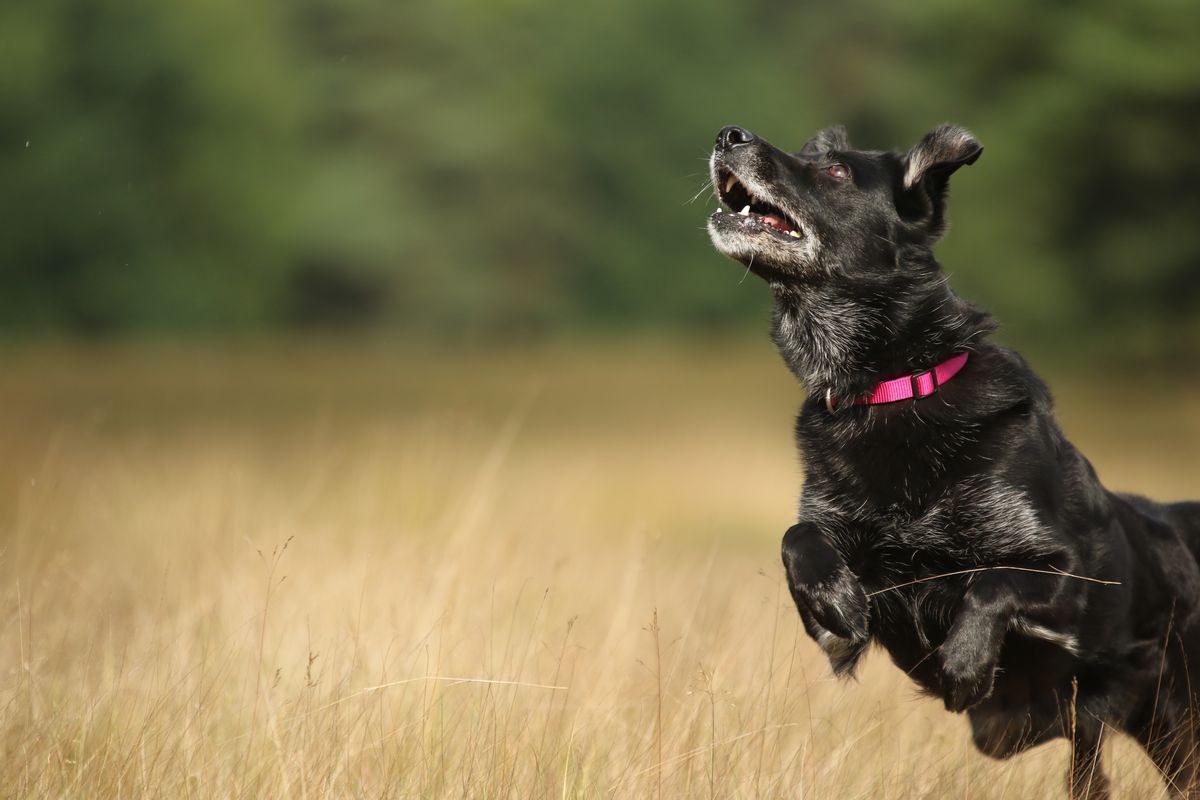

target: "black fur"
[706,123,1200,798]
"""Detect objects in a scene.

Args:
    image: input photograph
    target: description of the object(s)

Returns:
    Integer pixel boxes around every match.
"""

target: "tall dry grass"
[1,341,1196,798]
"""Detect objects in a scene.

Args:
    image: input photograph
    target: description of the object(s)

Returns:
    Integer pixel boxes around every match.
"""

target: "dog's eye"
[827,164,851,180]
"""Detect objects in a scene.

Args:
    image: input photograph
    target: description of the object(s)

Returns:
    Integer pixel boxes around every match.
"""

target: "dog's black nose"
[717,126,756,149]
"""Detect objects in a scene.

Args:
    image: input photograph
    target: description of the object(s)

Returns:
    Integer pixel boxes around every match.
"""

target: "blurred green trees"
[2,0,1198,357]
[1,0,308,331]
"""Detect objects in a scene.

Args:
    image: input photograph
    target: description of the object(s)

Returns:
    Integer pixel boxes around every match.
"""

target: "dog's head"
[707,124,981,285]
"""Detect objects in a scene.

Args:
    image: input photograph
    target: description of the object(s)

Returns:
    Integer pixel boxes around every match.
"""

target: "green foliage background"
[2,0,1198,358]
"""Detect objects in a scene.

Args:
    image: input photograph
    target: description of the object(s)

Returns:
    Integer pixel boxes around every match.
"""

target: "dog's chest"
[811,480,1053,666]
[812,472,1050,570]
[840,510,976,665]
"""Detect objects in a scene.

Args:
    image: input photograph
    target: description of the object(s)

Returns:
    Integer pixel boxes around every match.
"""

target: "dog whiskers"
[739,253,755,285]
[685,178,716,206]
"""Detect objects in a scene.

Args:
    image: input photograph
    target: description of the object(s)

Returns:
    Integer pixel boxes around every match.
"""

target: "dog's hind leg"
[1143,717,1200,799]
[1154,632,1200,796]
[1134,694,1200,797]
[1067,716,1109,800]
[1147,736,1200,797]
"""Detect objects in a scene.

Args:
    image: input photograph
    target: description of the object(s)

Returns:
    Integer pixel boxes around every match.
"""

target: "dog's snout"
[717,125,756,150]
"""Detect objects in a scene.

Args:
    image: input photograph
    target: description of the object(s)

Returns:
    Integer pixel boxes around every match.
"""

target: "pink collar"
[825,352,969,413]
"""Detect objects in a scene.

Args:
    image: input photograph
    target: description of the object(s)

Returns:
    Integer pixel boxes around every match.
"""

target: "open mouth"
[715,169,804,241]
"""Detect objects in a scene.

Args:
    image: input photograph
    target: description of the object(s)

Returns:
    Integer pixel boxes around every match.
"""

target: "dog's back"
[1168,501,1200,557]
[1122,494,1200,564]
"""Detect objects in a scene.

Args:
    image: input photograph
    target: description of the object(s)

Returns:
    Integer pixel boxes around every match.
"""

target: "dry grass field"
[1,340,1197,798]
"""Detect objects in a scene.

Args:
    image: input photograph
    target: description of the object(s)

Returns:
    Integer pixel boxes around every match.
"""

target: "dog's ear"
[799,125,850,156]
[899,124,982,236]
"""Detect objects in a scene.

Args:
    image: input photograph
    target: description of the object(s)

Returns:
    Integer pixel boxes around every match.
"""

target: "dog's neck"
[769,275,994,400]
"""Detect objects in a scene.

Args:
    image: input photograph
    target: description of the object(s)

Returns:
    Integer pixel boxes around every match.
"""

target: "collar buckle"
[910,368,940,398]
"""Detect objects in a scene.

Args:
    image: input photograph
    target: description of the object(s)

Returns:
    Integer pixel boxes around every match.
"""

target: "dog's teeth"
[739,205,751,215]
[725,175,737,193]
[788,230,801,238]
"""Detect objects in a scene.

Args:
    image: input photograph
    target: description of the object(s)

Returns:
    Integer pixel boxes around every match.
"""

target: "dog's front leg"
[782,521,870,675]
[940,568,1068,712]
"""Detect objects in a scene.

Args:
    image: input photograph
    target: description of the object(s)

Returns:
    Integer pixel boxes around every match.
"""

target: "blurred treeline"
[2,0,1198,358]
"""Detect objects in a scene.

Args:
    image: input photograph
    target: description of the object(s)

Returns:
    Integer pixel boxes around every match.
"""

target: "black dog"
[706,123,1200,798]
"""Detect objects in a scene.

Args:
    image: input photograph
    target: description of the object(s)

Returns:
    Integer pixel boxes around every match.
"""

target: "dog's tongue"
[761,214,794,233]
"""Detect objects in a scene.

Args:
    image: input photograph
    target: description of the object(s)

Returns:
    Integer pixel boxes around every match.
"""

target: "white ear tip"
[905,124,981,187]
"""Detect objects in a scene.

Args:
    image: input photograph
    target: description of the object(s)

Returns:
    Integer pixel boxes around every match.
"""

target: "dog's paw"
[802,566,871,642]
[943,669,995,713]
[781,525,870,642]
[940,646,997,712]
[813,627,870,676]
